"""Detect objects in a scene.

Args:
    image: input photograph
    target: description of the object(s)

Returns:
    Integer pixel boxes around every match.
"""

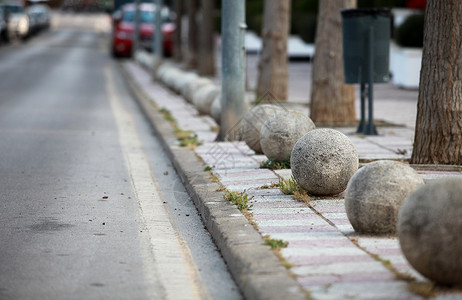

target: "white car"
[0,2,29,40]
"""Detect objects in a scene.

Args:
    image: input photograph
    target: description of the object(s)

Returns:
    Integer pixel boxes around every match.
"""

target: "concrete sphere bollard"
[173,72,198,94]
[291,129,358,196]
[260,110,315,161]
[192,84,220,115]
[398,178,462,285]
[210,94,221,124]
[241,105,284,154]
[345,160,424,234]
[164,68,182,89]
[183,78,213,103]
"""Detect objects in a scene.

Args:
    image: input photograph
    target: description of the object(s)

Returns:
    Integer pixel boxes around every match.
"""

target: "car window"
[122,9,170,23]
[4,4,24,13]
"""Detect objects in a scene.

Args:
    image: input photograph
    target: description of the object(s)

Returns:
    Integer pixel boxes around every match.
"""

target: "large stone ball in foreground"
[260,110,315,161]
[291,129,358,196]
[398,178,462,285]
[241,104,284,154]
[345,160,424,234]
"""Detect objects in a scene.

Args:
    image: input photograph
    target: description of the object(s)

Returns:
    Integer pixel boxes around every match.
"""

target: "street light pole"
[218,0,246,141]
[133,0,141,57]
[153,0,163,70]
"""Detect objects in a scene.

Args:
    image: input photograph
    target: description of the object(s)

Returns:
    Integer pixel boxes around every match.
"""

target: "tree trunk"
[173,0,183,62]
[410,0,462,165]
[198,0,215,76]
[185,0,198,69]
[310,0,356,126]
[256,0,291,102]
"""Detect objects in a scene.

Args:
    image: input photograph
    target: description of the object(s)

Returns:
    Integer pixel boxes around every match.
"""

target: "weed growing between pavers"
[263,236,293,268]
[204,166,212,171]
[260,157,291,170]
[260,182,280,189]
[224,191,253,211]
[347,236,445,298]
[175,128,201,149]
[264,236,289,249]
[159,107,202,149]
[278,176,313,204]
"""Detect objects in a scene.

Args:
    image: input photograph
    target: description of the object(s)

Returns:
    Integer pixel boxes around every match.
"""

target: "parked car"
[26,4,50,34]
[111,3,174,57]
[0,7,7,42]
[0,2,29,41]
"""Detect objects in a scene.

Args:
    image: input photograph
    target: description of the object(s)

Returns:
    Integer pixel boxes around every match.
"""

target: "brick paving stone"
[273,169,293,180]
[260,225,340,234]
[253,213,321,222]
[245,189,286,197]
[251,207,313,215]
[288,254,376,266]
[257,219,330,227]
[269,231,345,241]
[251,200,307,209]
[249,195,295,203]
[309,281,421,300]
[282,247,366,257]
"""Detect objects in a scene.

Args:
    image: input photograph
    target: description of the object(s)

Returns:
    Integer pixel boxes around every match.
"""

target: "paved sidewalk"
[122,59,462,300]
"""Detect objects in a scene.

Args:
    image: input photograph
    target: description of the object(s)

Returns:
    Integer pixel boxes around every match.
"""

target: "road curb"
[119,63,306,300]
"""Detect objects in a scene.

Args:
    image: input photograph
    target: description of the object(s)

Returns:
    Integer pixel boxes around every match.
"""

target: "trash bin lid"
[341,8,391,18]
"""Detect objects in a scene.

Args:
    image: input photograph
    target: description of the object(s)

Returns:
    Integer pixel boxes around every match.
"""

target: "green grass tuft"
[224,191,253,211]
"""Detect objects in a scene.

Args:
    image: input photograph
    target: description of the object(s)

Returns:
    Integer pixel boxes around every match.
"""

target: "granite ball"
[192,85,220,115]
[241,105,284,154]
[210,94,221,124]
[291,129,358,196]
[398,178,462,285]
[260,110,315,161]
[345,160,424,234]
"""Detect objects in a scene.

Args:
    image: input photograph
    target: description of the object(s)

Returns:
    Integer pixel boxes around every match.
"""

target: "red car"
[111,3,175,57]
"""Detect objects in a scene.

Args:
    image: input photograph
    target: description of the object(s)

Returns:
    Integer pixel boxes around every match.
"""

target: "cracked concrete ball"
[398,178,462,285]
[241,105,284,154]
[260,110,315,161]
[193,84,220,115]
[345,160,424,234]
[291,128,358,196]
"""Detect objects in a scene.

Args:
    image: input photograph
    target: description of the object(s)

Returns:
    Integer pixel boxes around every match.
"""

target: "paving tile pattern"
[125,61,462,300]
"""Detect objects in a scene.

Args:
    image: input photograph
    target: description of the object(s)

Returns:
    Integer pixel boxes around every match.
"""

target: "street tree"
[256,0,291,102]
[173,0,183,62]
[186,0,198,69]
[310,0,356,125]
[198,0,215,76]
[411,0,462,165]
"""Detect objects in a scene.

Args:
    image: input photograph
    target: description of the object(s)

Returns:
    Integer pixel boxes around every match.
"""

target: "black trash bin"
[341,8,391,84]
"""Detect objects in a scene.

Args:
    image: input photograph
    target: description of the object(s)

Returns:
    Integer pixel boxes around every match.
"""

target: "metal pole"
[133,0,141,56]
[356,82,366,134]
[218,0,246,141]
[154,0,163,61]
[367,25,377,135]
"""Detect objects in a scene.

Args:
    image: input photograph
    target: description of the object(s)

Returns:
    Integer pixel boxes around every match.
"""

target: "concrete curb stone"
[119,63,306,300]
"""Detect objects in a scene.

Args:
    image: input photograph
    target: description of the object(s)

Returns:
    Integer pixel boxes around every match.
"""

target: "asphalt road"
[0,13,241,300]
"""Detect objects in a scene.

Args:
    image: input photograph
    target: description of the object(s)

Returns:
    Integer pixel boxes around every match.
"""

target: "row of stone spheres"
[241,103,462,287]
[150,59,462,288]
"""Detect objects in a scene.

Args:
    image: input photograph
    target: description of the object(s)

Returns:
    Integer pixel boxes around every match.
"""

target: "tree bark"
[173,0,183,62]
[411,0,462,165]
[198,0,215,76]
[310,0,356,126]
[185,0,198,69]
[256,0,291,102]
